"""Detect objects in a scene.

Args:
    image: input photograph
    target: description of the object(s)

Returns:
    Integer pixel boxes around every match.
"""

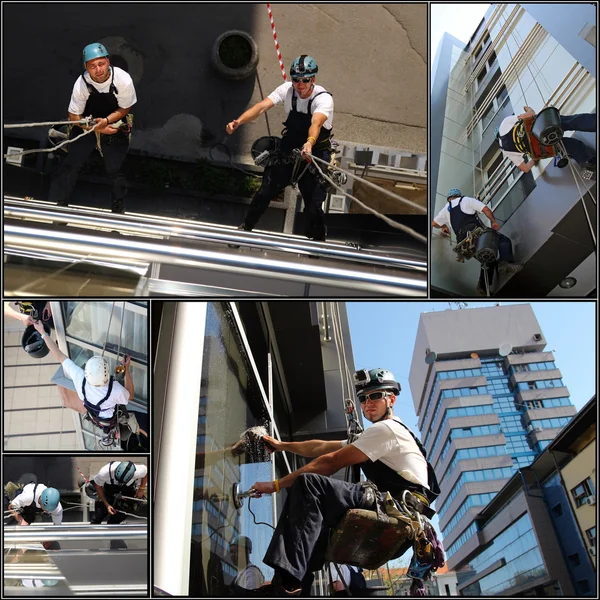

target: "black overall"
[48,67,129,212]
[242,89,333,240]
[90,461,136,527]
[6,483,40,525]
[448,197,514,289]
[263,419,439,591]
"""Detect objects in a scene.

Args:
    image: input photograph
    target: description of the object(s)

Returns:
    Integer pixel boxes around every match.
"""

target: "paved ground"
[3,3,427,163]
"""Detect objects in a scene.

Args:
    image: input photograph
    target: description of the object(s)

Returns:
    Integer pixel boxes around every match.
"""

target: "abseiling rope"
[3,117,97,159]
[306,154,427,243]
[310,154,427,214]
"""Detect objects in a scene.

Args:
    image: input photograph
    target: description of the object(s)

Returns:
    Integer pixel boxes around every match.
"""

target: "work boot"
[498,261,523,274]
[111,199,125,214]
[110,539,128,550]
[476,283,487,296]
[228,223,252,249]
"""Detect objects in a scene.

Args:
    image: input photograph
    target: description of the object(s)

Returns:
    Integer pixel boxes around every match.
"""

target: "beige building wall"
[3,304,81,451]
[560,439,597,568]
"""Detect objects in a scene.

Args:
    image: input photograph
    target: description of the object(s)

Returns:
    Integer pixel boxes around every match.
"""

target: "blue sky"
[431,4,491,59]
[347,301,596,431]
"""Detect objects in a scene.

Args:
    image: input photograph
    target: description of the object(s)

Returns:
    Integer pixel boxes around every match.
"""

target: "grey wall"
[409,304,545,406]
[430,32,466,206]
[522,3,597,78]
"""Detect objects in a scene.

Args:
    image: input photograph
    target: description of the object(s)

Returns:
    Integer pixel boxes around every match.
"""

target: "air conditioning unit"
[533,333,543,341]
[328,194,349,213]
[584,495,596,506]
[590,547,596,557]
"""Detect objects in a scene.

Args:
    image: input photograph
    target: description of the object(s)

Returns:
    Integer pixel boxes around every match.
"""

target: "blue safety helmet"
[447,188,462,198]
[82,43,109,68]
[40,488,60,512]
[41,580,59,587]
[290,55,318,78]
[115,461,136,484]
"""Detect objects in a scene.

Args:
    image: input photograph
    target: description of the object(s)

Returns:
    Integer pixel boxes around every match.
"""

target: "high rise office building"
[431,4,596,297]
[409,304,577,569]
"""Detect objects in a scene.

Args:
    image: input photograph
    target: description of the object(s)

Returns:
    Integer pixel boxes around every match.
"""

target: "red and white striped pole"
[266,3,287,81]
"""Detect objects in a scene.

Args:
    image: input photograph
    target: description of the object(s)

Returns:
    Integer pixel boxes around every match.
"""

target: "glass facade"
[60,301,148,450]
[461,513,546,596]
[187,303,298,596]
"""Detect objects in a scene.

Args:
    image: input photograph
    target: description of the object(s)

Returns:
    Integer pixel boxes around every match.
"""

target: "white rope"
[305,154,427,243]
[3,125,98,159]
[309,153,427,214]
[4,118,93,129]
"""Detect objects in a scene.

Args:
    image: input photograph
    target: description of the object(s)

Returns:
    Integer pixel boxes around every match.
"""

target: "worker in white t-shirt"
[89,461,147,550]
[496,106,596,173]
[6,482,63,526]
[33,320,133,448]
[247,368,441,596]
[49,42,137,213]
[226,55,334,241]
[432,188,522,295]
[228,535,265,594]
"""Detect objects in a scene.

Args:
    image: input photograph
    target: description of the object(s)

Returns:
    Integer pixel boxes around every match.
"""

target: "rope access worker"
[226,55,334,241]
[6,483,62,527]
[432,188,522,295]
[48,43,137,213]
[228,535,266,596]
[496,106,596,173]
[89,461,147,549]
[32,320,133,448]
[248,368,441,597]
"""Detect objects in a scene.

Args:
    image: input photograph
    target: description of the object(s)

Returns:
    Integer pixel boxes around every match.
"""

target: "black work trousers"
[263,474,368,586]
[477,232,514,288]
[559,114,596,165]
[243,148,331,240]
[48,127,129,207]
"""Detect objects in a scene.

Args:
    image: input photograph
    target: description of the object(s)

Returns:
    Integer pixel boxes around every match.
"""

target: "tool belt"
[516,117,557,160]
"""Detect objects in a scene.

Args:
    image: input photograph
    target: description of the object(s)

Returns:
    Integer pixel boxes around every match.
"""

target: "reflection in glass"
[190,303,279,596]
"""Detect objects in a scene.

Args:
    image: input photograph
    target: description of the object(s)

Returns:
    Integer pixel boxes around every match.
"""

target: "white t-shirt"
[268,82,334,130]
[433,196,486,229]
[498,115,526,167]
[350,417,429,489]
[10,483,63,525]
[93,462,147,487]
[233,563,265,590]
[68,66,137,115]
[62,358,130,419]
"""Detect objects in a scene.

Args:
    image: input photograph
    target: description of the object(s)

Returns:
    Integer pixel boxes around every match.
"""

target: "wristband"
[106,118,110,126]
[306,137,316,145]
[274,479,280,493]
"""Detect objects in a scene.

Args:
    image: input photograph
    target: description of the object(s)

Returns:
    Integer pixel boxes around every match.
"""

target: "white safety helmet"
[84,356,110,386]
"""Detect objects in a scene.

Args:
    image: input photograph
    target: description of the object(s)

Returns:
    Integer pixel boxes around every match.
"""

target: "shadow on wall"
[3,456,76,490]
[2,4,260,158]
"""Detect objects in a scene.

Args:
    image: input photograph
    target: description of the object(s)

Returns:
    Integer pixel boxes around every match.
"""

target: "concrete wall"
[409,304,545,408]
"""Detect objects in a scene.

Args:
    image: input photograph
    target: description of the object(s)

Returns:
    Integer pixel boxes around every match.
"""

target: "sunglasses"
[358,391,391,403]
[292,77,313,84]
